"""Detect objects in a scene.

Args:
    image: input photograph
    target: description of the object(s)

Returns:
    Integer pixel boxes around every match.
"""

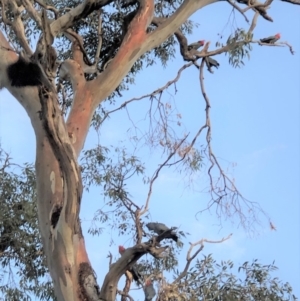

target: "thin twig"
[198,57,268,232]
[99,63,193,126]
[140,135,189,216]
[254,40,294,54]
[34,0,59,18]
[227,0,249,22]
[95,10,103,67]
[117,289,134,301]
[107,251,113,267]
[174,233,232,283]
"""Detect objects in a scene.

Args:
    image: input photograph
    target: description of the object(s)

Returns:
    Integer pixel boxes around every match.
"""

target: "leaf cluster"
[0,146,298,301]
[223,28,253,68]
[162,256,297,301]
[81,144,145,237]
[0,147,55,301]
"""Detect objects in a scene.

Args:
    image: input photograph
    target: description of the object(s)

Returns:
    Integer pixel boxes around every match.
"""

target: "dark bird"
[205,57,220,71]
[260,33,281,44]
[6,55,53,90]
[187,40,205,51]
[146,222,178,242]
[119,246,143,285]
[144,279,156,301]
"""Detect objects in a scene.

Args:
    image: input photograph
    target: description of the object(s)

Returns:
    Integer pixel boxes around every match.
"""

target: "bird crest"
[118,245,126,254]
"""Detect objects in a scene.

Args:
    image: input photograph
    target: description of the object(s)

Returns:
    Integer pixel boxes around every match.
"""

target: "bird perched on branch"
[118,246,143,285]
[260,33,280,44]
[205,57,220,72]
[144,279,156,301]
[236,0,273,22]
[146,222,178,242]
[187,40,205,51]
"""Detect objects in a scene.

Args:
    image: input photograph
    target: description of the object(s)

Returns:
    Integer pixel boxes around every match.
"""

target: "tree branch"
[3,0,33,55]
[50,0,114,36]
[281,0,300,4]
[226,0,249,23]
[197,57,269,232]
[99,62,193,126]
[152,17,195,61]
[248,11,259,33]
[34,0,59,18]
[140,135,189,216]
[100,245,147,301]
[89,0,218,107]
[174,234,232,283]
[23,0,43,29]
[118,289,135,301]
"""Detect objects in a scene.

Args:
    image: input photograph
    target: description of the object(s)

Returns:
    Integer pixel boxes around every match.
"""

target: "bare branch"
[50,0,114,36]
[107,251,113,267]
[34,0,59,18]
[195,58,269,232]
[226,0,250,22]
[140,135,189,216]
[64,29,94,70]
[238,0,274,21]
[135,209,143,244]
[248,11,259,33]
[5,0,33,54]
[280,41,295,55]
[94,10,103,68]
[174,234,232,283]
[254,40,295,54]
[22,0,43,29]
[197,233,232,245]
[99,63,193,126]
[281,0,300,4]
[120,271,134,301]
[101,243,168,301]
[117,289,134,301]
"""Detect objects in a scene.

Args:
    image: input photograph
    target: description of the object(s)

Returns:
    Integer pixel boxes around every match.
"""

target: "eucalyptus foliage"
[0,146,297,300]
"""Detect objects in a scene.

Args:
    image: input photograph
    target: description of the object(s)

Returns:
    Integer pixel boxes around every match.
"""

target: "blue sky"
[0,2,299,300]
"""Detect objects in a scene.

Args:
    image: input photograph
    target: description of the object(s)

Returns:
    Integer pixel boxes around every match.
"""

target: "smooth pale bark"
[0,33,94,300]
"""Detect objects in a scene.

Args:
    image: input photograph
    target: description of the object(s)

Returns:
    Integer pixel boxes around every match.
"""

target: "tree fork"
[100,245,147,301]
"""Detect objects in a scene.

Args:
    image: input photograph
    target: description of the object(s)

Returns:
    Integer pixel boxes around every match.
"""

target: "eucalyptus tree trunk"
[0,0,219,300]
